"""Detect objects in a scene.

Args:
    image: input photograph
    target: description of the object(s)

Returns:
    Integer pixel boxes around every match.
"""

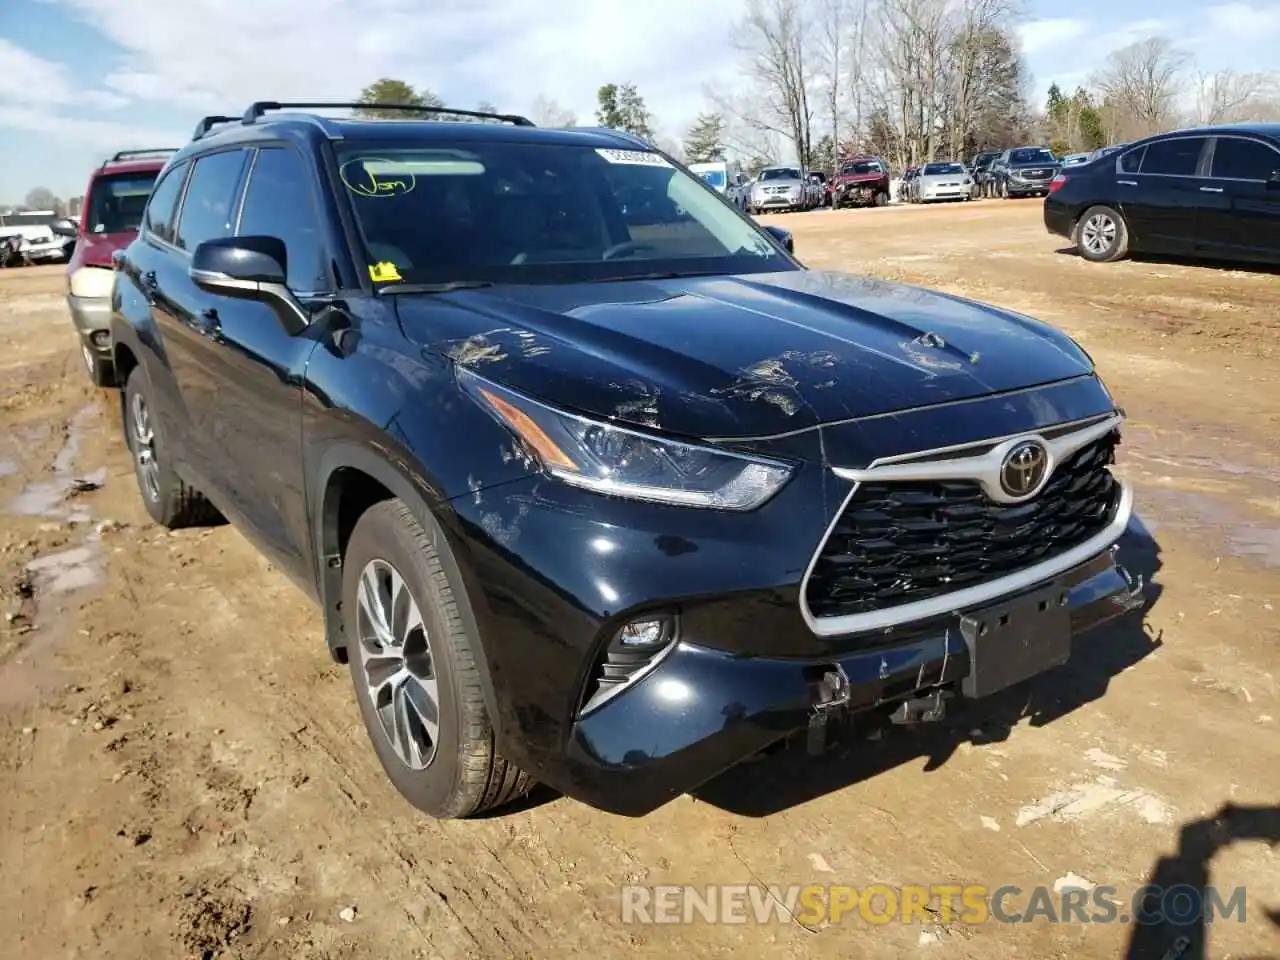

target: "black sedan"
[1045,123,1280,264]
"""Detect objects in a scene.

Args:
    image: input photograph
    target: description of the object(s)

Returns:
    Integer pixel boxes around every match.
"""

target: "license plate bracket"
[959,581,1073,699]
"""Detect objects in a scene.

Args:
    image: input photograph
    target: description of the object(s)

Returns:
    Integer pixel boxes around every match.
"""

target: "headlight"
[69,265,115,299]
[459,369,795,510]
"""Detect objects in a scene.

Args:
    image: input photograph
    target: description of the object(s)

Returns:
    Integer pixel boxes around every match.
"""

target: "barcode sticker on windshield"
[595,148,671,167]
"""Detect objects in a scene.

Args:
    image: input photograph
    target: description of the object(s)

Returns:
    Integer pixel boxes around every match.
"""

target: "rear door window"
[144,161,189,244]
[1139,137,1207,176]
[174,149,250,251]
[1211,137,1280,180]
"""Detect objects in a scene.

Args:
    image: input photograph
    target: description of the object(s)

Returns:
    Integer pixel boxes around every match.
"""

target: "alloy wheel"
[1080,213,1117,257]
[130,391,161,503]
[355,558,440,770]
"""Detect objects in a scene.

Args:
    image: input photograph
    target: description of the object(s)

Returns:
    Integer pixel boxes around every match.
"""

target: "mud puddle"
[0,404,109,706]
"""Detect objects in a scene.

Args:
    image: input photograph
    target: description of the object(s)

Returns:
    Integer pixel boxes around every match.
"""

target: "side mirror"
[762,225,794,254]
[190,235,307,334]
[50,218,78,238]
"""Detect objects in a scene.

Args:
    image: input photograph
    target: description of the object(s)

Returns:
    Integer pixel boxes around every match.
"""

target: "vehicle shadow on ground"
[693,518,1165,817]
[1052,246,1280,276]
[1124,803,1280,960]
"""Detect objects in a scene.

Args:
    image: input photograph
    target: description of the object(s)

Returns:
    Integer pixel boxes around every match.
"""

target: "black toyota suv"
[110,101,1143,819]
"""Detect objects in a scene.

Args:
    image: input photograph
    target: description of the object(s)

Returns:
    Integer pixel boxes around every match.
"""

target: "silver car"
[915,161,975,202]
[749,166,812,214]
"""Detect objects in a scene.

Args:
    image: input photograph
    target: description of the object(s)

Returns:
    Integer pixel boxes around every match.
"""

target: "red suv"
[52,149,175,386]
[832,155,891,208]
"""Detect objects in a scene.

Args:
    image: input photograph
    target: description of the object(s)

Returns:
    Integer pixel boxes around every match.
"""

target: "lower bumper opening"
[558,549,1144,817]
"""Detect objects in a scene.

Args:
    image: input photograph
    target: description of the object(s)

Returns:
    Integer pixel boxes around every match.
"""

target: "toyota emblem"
[999,440,1049,498]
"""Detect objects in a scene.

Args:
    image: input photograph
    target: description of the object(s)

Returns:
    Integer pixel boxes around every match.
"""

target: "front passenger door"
[1196,135,1280,261]
[200,145,330,574]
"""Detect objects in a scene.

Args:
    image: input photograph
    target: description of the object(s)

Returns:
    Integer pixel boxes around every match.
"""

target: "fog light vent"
[579,616,677,716]
[90,330,111,348]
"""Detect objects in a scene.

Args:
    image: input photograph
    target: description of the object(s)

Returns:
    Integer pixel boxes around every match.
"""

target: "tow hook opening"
[887,688,952,725]
[805,665,851,755]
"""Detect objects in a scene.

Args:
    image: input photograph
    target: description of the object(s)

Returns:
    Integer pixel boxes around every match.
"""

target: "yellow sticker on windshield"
[368,261,402,283]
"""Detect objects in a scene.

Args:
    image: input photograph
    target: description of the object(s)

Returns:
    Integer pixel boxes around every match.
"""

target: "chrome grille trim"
[799,413,1131,637]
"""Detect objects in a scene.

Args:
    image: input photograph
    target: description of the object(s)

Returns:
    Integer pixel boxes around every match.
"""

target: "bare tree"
[816,0,847,167]
[724,0,818,166]
[1196,69,1276,124]
[1090,37,1191,138]
[529,95,577,128]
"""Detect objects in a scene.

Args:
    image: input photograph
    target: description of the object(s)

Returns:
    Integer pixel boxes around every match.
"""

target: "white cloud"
[1017,18,1087,56]
[1206,2,1280,39]
[0,38,127,110]
[1097,18,1177,52]
[42,0,746,138]
[0,105,184,151]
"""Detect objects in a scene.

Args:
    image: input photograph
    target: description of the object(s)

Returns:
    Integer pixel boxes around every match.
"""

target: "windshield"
[922,162,965,175]
[759,167,801,181]
[86,172,158,234]
[840,161,882,175]
[698,169,727,188]
[335,142,789,285]
[1010,148,1056,165]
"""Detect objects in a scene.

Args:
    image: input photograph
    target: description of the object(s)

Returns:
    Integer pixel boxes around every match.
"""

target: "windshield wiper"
[376,280,496,295]
[587,270,725,283]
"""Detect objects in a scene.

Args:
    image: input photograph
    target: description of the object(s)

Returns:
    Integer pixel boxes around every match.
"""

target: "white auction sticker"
[595,148,671,166]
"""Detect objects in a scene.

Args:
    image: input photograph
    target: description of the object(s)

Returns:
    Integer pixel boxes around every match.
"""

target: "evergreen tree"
[683,112,727,163]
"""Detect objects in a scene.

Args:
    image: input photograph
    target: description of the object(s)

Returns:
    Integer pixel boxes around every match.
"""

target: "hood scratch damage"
[444,327,513,366]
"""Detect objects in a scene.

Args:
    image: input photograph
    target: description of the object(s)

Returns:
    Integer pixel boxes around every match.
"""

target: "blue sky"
[2,0,1279,203]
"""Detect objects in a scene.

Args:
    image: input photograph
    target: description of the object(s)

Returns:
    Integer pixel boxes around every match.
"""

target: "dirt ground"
[1,201,1277,960]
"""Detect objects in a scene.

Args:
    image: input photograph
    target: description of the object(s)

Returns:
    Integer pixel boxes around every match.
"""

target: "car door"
[198,144,331,574]
[1196,134,1280,261]
[123,159,191,453]
[1117,135,1209,254]
[148,147,252,487]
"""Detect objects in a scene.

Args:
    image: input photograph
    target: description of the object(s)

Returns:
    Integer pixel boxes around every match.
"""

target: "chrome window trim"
[799,414,1131,637]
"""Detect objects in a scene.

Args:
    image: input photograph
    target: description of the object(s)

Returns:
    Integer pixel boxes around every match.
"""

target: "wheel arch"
[312,443,504,737]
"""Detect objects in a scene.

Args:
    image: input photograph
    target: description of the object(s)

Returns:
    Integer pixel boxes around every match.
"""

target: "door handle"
[1199,186,1224,193]
[1117,179,1137,186]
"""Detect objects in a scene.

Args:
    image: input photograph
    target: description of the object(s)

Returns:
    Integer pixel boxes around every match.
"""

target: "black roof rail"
[241,100,535,127]
[108,148,178,162]
[191,115,239,141]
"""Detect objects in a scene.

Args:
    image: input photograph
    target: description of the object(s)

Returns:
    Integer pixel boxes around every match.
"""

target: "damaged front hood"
[394,270,1095,438]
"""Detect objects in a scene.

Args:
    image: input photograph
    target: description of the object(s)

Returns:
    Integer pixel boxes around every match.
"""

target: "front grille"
[806,431,1121,620]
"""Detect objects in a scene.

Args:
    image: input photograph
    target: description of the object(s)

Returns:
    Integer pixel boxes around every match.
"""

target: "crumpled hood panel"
[395,270,1094,439]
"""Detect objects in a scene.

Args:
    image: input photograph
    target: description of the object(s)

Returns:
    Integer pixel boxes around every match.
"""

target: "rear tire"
[122,366,223,528]
[343,499,532,819]
[1074,204,1130,263]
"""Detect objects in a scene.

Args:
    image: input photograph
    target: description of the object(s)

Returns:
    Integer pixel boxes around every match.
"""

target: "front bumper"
[67,294,112,342]
[556,547,1142,815]
[1007,179,1052,195]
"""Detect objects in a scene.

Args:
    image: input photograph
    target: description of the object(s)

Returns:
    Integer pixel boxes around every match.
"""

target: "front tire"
[1074,204,1130,262]
[122,366,222,528]
[343,499,532,819]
